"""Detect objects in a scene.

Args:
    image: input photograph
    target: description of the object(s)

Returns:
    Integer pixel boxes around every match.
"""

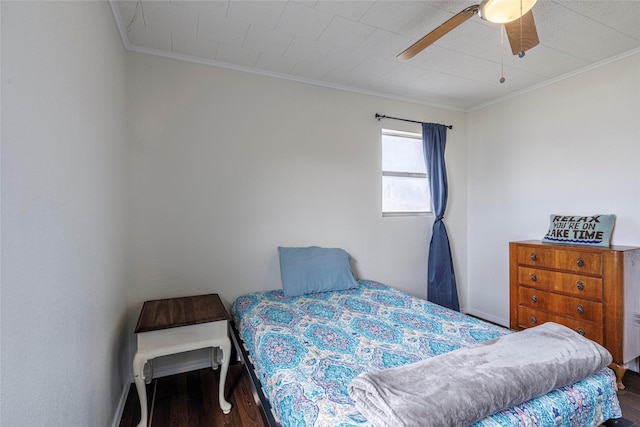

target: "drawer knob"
[576,257,585,267]
[530,253,537,261]
[530,273,537,282]
[576,304,584,314]
[531,315,537,324]
[576,328,585,336]
[576,281,585,291]
[531,294,537,303]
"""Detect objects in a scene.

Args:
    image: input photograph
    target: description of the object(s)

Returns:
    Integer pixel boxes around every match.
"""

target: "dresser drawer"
[518,286,603,323]
[516,245,603,275]
[517,307,604,345]
[517,267,603,300]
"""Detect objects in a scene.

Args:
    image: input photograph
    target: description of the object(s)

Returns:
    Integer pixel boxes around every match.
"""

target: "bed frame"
[230,321,279,427]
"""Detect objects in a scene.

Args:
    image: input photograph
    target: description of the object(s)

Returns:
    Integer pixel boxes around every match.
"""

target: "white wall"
[1,2,129,426]
[2,3,637,423]
[466,53,640,325]
[126,52,467,313]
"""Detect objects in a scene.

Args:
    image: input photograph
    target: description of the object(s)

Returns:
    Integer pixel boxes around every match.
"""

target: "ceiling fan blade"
[504,10,539,55]
[398,5,479,60]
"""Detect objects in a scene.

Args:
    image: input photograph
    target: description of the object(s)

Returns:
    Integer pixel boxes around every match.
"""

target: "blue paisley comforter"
[231,280,622,427]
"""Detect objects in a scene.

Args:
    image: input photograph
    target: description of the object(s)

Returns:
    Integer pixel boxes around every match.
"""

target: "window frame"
[381,128,432,217]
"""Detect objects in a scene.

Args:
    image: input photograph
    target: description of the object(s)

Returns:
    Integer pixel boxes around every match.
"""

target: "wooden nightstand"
[133,294,232,427]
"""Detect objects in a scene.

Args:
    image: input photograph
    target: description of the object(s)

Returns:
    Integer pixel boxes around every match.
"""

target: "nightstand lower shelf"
[133,294,232,427]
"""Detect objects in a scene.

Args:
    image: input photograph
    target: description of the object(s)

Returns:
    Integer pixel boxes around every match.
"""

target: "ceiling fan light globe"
[479,0,537,23]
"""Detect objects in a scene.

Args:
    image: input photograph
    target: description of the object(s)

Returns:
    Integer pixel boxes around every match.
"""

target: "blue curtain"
[422,123,460,311]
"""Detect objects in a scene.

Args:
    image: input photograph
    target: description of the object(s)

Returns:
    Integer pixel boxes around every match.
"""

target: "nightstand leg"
[133,352,149,427]
[211,347,220,370]
[218,338,232,414]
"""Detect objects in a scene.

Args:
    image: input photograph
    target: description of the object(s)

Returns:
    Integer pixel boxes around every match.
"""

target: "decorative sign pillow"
[542,214,615,247]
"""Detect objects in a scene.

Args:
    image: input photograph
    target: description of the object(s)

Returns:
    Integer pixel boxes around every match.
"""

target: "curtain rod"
[375,113,453,130]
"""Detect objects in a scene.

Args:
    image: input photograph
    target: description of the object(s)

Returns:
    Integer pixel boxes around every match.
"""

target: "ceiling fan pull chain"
[500,26,506,83]
[518,0,526,58]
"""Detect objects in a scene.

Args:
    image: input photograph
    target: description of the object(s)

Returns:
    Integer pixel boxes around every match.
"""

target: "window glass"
[382,176,430,213]
[381,134,426,174]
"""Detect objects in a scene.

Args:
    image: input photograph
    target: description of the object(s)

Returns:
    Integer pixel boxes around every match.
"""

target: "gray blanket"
[348,322,612,427]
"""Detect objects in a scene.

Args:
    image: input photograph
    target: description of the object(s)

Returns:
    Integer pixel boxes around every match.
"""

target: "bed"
[231,279,623,427]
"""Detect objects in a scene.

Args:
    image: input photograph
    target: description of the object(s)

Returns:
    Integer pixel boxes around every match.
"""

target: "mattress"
[232,279,622,426]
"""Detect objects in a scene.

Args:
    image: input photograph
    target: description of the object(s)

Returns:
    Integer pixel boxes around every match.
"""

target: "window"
[381,129,431,216]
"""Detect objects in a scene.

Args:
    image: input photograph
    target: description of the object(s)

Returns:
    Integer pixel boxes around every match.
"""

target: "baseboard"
[463,308,509,328]
[112,380,132,427]
[152,358,213,379]
[625,357,639,373]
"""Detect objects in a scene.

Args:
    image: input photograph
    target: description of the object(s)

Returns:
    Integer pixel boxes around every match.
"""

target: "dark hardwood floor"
[618,370,640,426]
[119,365,640,427]
[119,363,267,427]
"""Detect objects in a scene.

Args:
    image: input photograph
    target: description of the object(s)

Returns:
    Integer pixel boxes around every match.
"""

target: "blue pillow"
[278,246,359,297]
[541,214,615,247]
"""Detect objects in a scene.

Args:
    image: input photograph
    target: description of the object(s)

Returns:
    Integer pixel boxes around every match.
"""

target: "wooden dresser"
[509,240,640,388]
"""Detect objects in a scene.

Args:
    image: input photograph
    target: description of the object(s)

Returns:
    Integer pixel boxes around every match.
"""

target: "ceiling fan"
[398,0,539,60]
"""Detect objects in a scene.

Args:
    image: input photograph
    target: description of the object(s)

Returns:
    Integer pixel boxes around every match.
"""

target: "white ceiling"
[110,0,640,111]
